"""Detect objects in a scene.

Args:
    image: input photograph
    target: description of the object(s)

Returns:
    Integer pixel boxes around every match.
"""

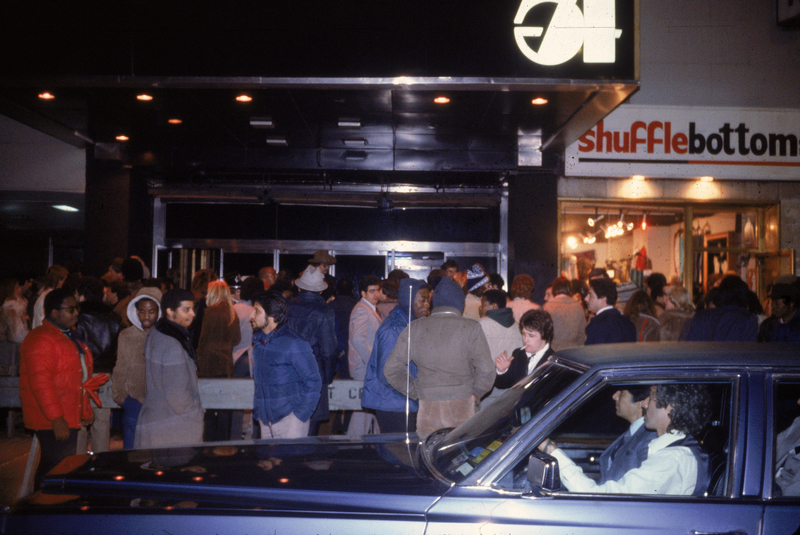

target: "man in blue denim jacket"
[251,292,321,439]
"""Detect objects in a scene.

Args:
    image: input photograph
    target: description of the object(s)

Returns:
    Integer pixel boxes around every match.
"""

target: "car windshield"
[432,363,582,483]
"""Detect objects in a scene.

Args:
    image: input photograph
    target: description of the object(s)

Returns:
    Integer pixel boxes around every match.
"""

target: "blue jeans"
[121,396,142,450]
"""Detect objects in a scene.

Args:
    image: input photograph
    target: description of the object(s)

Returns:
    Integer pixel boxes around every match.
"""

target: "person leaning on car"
[250,291,321,439]
[538,384,713,495]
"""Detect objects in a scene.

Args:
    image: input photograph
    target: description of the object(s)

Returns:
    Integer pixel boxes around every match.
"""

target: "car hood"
[27,434,448,513]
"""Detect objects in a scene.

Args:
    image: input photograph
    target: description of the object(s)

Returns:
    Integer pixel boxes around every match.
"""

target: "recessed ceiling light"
[116,135,129,141]
[250,117,274,128]
[236,94,252,102]
[168,118,182,124]
[136,94,153,101]
[700,176,714,182]
[53,205,79,212]
[266,137,288,146]
[38,92,55,100]
[531,97,548,105]
[433,96,450,104]
[338,118,361,129]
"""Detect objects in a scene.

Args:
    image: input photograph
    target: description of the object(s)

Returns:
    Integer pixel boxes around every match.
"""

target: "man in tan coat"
[543,276,587,351]
[385,277,495,438]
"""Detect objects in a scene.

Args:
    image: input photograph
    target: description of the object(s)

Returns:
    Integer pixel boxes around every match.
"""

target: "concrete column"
[507,172,559,304]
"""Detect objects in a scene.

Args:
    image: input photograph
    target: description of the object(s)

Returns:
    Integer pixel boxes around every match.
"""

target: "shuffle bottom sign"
[565,105,800,180]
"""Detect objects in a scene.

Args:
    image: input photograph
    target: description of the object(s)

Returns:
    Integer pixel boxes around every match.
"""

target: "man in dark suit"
[494,309,555,389]
[585,278,637,345]
[597,386,657,484]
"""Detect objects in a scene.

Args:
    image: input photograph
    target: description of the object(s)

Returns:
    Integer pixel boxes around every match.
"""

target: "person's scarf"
[155,317,198,364]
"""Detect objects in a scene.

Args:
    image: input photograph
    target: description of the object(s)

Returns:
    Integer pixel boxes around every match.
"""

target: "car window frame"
[766,372,800,500]
[482,368,744,501]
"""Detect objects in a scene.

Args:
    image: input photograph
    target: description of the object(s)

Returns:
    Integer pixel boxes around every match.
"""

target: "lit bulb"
[567,236,578,249]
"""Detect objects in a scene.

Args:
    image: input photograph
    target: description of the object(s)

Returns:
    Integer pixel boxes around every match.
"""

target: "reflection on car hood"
[30,434,447,513]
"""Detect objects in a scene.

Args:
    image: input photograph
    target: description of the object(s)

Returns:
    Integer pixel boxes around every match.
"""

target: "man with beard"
[250,291,321,439]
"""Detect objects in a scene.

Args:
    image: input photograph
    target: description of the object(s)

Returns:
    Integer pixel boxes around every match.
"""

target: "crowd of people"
[3,253,799,489]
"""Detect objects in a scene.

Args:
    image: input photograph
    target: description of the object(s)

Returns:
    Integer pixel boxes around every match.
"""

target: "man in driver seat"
[539,384,713,495]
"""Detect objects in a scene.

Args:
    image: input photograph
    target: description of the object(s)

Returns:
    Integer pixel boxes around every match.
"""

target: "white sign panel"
[565,105,800,180]
[513,0,622,65]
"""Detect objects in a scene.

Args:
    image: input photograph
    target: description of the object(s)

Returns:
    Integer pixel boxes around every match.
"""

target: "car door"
[425,371,764,535]
[761,373,800,535]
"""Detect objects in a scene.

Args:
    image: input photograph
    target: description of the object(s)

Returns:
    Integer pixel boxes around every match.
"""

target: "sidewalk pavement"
[0,411,123,508]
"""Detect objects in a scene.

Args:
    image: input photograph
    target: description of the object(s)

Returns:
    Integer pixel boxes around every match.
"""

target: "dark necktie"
[611,428,633,462]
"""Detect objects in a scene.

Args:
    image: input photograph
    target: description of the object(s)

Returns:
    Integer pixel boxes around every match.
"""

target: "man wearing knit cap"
[361,278,431,433]
[384,276,495,438]
[463,263,491,321]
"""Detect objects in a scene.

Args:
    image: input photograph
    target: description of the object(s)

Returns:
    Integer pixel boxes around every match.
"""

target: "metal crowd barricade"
[0,376,364,498]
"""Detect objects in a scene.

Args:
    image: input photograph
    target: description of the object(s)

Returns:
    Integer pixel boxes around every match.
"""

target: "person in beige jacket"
[111,286,161,449]
[543,276,587,351]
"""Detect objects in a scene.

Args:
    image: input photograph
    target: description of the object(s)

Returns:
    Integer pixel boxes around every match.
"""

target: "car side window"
[497,380,732,497]
[773,380,800,498]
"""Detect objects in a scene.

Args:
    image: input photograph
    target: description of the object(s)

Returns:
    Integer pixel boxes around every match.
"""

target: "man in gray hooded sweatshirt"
[385,276,495,438]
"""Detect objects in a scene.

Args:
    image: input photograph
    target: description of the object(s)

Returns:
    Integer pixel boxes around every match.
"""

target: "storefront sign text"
[565,106,800,180]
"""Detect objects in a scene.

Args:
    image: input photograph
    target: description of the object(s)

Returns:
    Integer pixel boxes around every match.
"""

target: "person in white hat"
[285,266,337,435]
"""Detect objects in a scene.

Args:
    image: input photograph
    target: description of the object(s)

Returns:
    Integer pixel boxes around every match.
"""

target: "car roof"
[552,342,800,373]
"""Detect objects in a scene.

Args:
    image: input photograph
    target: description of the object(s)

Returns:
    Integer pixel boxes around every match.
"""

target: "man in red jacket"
[20,288,95,487]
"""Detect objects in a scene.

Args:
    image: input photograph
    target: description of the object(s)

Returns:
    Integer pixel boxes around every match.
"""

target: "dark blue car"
[3,342,800,534]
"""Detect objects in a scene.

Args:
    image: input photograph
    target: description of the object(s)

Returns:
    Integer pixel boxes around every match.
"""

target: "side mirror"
[527,452,562,494]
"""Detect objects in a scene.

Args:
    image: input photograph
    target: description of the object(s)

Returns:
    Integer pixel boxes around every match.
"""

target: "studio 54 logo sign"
[514,0,622,65]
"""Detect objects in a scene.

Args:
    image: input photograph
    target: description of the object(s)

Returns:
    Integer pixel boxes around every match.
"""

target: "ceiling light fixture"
[168,118,182,124]
[115,135,129,141]
[265,137,288,146]
[566,236,578,249]
[433,96,450,104]
[700,175,714,182]
[249,117,274,128]
[338,118,361,128]
[531,97,548,105]
[631,174,645,181]
[236,94,252,102]
[38,92,55,100]
[136,94,153,101]
[53,205,79,212]
[583,229,601,244]
[587,210,605,227]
